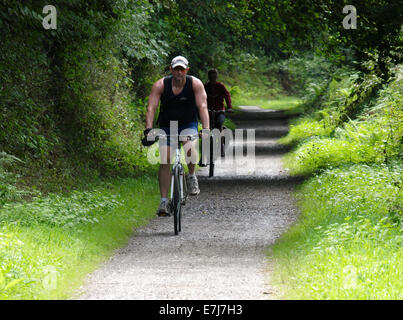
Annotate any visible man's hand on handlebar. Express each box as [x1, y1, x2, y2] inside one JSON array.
[[141, 128, 155, 147]]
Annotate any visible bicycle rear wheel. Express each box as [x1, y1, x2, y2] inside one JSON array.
[[172, 166, 182, 235]]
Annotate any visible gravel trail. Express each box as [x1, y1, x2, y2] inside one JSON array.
[[77, 106, 300, 300]]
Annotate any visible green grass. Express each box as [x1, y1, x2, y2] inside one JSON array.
[[235, 96, 302, 112], [270, 68, 402, 299], [218, 70, 302, 114], [282, 113, 402, 177], [0, 175, 159, 299], [270, 162, 402, 300], [277, 118, 333, 146]]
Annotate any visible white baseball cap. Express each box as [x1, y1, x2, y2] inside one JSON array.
[[171, 56, 189, 69]]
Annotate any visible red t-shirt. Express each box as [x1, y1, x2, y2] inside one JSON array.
[[204, 81, 232, 111]]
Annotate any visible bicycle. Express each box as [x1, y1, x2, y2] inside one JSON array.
[[200, 109, 226, 177], [154, 133, 199, 235]]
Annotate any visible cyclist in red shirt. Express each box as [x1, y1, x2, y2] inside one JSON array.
[[204, 69, 233, 157], [204, 69, 233, 126]]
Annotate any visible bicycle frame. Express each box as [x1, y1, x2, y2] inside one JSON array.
[[206, 109, 226, 177], [144, 131, 197, 235], [170, 144, 185, 205], [156, 133, 197, 235], [153, 134, 198, 196]]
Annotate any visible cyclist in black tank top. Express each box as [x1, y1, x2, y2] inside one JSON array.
[[159, 75, 198, 128], [143, 56, 210, 216]]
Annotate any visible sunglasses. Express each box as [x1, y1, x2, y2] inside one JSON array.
[[172, 66, 187, 71]]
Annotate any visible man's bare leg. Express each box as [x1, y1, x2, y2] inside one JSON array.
[[184, 140, 200, 195], [159, 145, 172, 198], [157, 145, 172, 216], [159, 164, 171, 198], [183, 139, 198, 173]]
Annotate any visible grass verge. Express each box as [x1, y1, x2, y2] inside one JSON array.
[[270, 67, 402, 299], [270, 163, 402, 299], [0, 175, 159, 299]]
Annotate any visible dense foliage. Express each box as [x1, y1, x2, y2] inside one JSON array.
[[281, 65, 402, 175], [1, 1, 401, 178]]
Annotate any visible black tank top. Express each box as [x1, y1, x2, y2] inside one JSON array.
[[159, 75, 198, 127]]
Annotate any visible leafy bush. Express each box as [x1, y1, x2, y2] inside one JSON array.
[[283, 66, 403, 176], [285, 137, 375, 176], [0, 152, 27, 206], [59, 42, 150, 175], [279, 118, 333, 146], [279, 69, 360, 146], [0, 32, 59, 160], [275, 53, 335, 95], [219, 55, 285, 103], [0, 1, 169, 178]]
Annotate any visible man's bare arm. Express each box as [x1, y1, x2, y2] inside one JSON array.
[[145, 79, 164, 129], [223, 84, 233, 111], [192, 77, 209, 129]]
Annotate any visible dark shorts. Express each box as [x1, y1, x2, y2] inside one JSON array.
[[214, 112, 225, 129], [159, 121, 198, 146]]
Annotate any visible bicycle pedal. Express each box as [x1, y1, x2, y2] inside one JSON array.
[[157, 211, 171, 217]]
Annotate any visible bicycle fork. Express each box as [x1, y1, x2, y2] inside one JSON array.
[[179, 166, 185, 203], [170, 148, 184, 204]]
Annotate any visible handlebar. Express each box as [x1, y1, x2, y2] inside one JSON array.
[[142, 130, 199, 147], [208, 109, 225, 113], [152, 133, 199, 142]]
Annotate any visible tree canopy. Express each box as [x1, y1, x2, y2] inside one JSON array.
[[0, 0, 401, 173]]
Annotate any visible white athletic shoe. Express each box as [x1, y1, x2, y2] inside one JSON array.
[[157, 200, 171, 217], [187, 175, 200, 195]]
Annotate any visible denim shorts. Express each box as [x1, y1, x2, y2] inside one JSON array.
[[159, 121, 198, 146]]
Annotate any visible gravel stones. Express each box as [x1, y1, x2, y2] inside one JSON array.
[[78, 107, 299, 300]]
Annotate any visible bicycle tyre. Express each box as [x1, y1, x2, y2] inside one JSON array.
[[172, 166, 181, 235], [178, 168, 187, 232], [209, 135, 215, 177], [181, 170, 188, 205]]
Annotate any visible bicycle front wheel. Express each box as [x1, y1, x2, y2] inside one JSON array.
[[209, 135, 215, 177], [181, 169, 188, 206], [172, 166, 182, 235]]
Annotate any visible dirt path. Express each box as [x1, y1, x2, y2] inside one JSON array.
[[77, 106, 299, 300]]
